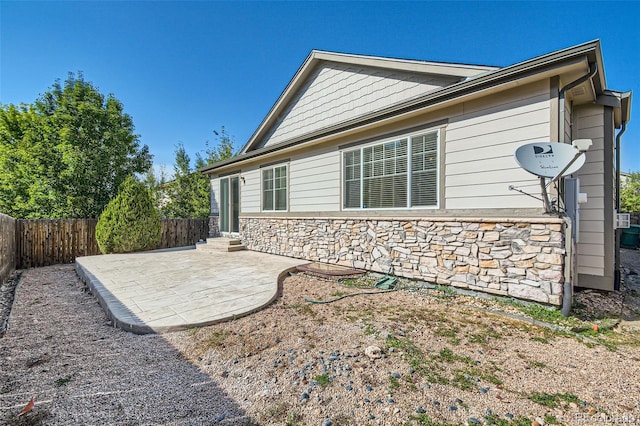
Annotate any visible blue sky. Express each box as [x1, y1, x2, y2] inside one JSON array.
[[1, 1, 638, 174]]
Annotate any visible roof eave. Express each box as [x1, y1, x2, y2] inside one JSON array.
[[311, 50, 499, 77], [238, 50, 319, 155], [621, 91, 632, 124], [204, 40, 605, 175]]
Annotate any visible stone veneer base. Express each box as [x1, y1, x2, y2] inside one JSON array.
[[208, 215, 219, 237], [238, 216, 566, 306]]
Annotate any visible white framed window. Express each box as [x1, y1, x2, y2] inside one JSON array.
[[262, 164, 288, 211], [342, 129, 439, 210]]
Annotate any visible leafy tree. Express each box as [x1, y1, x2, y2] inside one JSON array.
[[95, 176, 161, 254], [0, 104, 60, 217], [0, 72, 152, 218], [203, 126, 236, 164], [621, 171, 640, 213], [144, 164, 169, 216], [195, 126, 238, 215], [157, 128, 237, 219], [192, 153, 213, 219], [163, 144, 205, 218]]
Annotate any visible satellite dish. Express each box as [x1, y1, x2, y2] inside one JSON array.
[[514, 142, 585, 178]]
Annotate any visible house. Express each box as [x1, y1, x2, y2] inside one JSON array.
[[200, 40, 631, 307], [620, 171, 631, 188]]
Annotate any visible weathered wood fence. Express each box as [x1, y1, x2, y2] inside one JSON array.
[[158, 219, 209, 252], [0, 213, 16, 284], [14, 218, 209, 269], [16, 219, 101, 269]]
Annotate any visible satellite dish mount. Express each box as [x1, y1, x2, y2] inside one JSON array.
[[512, 140, 592, 213]]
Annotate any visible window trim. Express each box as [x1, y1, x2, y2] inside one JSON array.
[[261, 163, 289, 212], [341, 128, 440, 211]]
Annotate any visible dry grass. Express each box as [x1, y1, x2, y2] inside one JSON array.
[[4, 265, 640, 425], [167, 272, 640, 425]]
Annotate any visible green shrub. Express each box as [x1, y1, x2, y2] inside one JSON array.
[[96, 176, 161, 254], [621, 171, 640, 213]]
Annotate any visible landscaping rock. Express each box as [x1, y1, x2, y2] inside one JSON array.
[[364, 345, 382, 359]]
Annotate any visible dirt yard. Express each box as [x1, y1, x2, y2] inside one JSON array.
[[2, 264, 640, 426]]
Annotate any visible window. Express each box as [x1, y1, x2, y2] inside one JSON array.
[[344, 150, 361, 209], [410, 132, 438, 206], [262, 165, 287, 211], [342, 130, 439, 209]]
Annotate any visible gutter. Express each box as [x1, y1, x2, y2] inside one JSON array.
[[558, 62, 598, 143], [614, 120, 627, 291], [201, 43, 600, 175], [615, 90, 633, 210], [614, 90, 632, 290], [555, 62, 598, 315], [616, 121, 627, 211]]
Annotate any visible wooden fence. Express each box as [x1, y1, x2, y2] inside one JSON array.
[[15, 218, 209, 269], [16, 219, 101, 269], [157, 218, 209, 251], [0, 213, 16, 284]]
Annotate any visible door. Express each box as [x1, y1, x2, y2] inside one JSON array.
[[219, 175, 240, 234]]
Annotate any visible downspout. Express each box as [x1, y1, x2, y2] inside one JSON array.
[[561, 217, 574, 317], [616, 121, 627, 210], [614, 120, 628, 291], [558, 62, 598, 143], [558, 62, 598, 316]]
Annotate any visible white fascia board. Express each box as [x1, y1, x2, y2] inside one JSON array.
[[606, 90, 632, 126], [310, 50, 499, 78], [594, 42, 606, 95], [240, 51, 319, 155], [621, 91, 632, 123]]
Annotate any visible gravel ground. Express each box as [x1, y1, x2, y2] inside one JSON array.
[[0, 265, 247, 425], [1, 264, 640, 426]]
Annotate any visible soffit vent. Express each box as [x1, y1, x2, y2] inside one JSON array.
[[571, 86, 586, 97]]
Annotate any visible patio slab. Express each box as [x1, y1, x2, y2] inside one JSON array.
[[75, 248, 305, 334]]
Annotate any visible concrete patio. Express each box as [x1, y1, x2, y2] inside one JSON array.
[[75, 246, 306, 334]]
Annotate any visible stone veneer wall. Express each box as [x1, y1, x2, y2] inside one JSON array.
[[240, 217, 566, 306], [208, 215, 219, 238]]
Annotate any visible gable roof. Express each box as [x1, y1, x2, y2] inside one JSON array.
[[240, 50, 499, 154], [201, 40, 618, 175]]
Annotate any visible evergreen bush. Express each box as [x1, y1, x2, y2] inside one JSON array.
[[96, 176, 161, 254]]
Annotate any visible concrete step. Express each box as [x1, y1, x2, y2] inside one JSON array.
[[196, 238, 246, 253]]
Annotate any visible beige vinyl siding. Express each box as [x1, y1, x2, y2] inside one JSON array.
[[579, 254, 605, 268], [240, 168, 261, 213], [259, 63, 459, 148], [580, 265, 606, 276], [444, 80, 551, 209], [289, 149, 341, 212], [573, 104, 606, 277], [579, 220, 604, 233]]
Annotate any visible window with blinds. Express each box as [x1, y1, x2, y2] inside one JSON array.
[[344, 150, 361, 209], [411, 132, 438, 207], [343, 130, 439, 209], [262, 165, 287, 211]]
